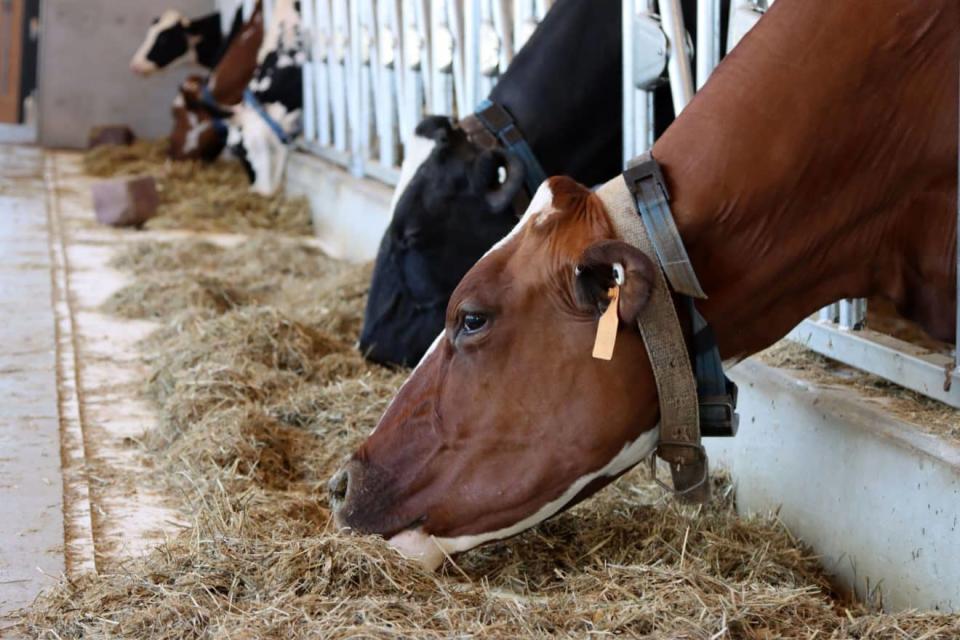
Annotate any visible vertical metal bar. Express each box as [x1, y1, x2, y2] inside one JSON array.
[[301, 0, 317, 143], [695, 0, 719, 89], [622, 0, 635, 167], [315, 0, 332, 147], [956, 64, 960, 369], [659, 0, 695, 114]]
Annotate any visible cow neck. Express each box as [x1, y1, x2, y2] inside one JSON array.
[[208, 2, 263, 104], [488, 0, 622, 188], [651, 0, 958, 361]]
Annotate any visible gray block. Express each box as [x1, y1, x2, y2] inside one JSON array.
[[91, 175, 159, 227], [87, 125, 136, 149]]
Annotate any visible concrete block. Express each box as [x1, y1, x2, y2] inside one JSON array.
[[91, 176, 158, 227], [87, 125, 136, 149]]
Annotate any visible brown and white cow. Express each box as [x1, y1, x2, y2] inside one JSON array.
[[329, 0, 959, 569], [168, 1, 264, 161]]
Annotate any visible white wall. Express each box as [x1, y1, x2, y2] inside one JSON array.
[[38, 0, 215, 148]]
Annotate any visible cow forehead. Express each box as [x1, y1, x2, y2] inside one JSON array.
[[154, 10, 185, 32]]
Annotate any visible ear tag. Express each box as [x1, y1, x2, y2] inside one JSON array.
[[592, 285, 620, 361]]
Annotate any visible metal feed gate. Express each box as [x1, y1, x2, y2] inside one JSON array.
[[226, 0, 960, 408]]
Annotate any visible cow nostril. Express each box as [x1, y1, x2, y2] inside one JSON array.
[[328, 469, 349, 505]]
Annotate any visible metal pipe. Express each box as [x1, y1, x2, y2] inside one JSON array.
[[659, 0, 695, 114], [695, 0, 719, 90]]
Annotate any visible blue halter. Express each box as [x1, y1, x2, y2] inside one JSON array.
[[473, 99, 548, 195], [243, 89, 293, 144]]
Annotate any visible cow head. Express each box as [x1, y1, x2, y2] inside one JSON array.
[[333, 177, 662, 569], [168, 76, 228, 161], [358, 116, 527, 367], [130, 10, 193, 75], [227, 0, 303, 195]]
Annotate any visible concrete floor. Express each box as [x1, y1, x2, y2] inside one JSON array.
[[0, 146, 64, 626]]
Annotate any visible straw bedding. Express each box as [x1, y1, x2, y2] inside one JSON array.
[[84, 140, 312, 234], [23, 176, 960, 637]]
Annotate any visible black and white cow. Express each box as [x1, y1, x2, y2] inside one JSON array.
[[227, 0, 305, 195], [129, 6, 243, 76], [358, 0, 625, 367]]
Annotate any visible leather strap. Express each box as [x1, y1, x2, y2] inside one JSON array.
[[473, 99, 548, 195], [458, 99, 547, 215], [625, 152, 739, 439], [624, 153, 706, 299], [595, 176, 709, 498]]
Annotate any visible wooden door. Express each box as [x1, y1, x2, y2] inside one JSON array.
[[0, 0, 24, 123]]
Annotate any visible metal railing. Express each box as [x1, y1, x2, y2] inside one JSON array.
[[295, 0, 554, 183]]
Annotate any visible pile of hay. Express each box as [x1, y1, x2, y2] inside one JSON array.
[[23, 239, 960, 638], [84, 140, 313, 234]]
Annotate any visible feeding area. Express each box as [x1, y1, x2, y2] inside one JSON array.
[[2, 0, 960, 638]]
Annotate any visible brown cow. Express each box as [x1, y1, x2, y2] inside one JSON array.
[[168, 1, 264, 160], [329, 0, 959, 569]]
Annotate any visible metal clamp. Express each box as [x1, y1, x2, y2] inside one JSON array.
[[698, 395, 739, 437], [648, 441, 710, 497]]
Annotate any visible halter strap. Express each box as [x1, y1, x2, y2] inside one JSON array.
[[458, 99, 548, 214], [243, 89, 295, 144], [595, 151, 739, 501], [472, 99, 548, 195]]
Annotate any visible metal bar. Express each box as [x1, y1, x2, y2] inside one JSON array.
[[789, 319, 960, 409], [301, 0, 317, 143], [695, 0, 720, 89], [659, 0, 695, 115], [956, 62, 960, 369]]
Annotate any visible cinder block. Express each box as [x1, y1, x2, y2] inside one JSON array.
[[91, 176, 159, 227], [88, 125, 136, 149]]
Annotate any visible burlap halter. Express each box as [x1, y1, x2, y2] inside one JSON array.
[[595, 171, 711, 501]]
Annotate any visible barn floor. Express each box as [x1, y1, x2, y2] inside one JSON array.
[[0, 146, 232, 627]]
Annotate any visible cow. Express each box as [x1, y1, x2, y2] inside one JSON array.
[[168, 2, 264, 161], [329, 0, 958, 570], [226, 0, 305, 195], [359, 0, 624, 367], [130, 7, 242, 75]]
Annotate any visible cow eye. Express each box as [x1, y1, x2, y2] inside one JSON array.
[[461, 312, 488, 335]]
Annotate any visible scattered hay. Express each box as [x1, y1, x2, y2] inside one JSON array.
[[23, 238, 960, 638], [83, 139, 313, 234]]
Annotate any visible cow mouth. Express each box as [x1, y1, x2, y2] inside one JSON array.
[[387, 526, 447, 571]]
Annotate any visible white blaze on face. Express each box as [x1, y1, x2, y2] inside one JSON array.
[[389, 134, 437, 215], [130, 10, 186, 75], [387, 426, 661, 570]]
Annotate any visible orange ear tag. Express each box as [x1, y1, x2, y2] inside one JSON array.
[[592, 285, 620, 361]]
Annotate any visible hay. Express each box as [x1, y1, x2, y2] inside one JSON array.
[[84, 140, 313, 235], [23, 239, 960, 638]]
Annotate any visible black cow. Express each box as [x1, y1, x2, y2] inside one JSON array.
[[359, 0, 625, 367], [130, 7, 243, 75]]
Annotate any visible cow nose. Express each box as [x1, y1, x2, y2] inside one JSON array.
[[328, 468, 349, 507]]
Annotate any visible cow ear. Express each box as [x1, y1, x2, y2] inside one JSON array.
[[574, 240, 655, 325], [415, 115, 453, 144]]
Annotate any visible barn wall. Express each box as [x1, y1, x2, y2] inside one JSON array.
[[37, 0, 215, 148]]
